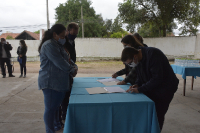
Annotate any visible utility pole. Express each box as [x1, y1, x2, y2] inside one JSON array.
[[81, 6, 84, 38], [46, 0, 50, 29]]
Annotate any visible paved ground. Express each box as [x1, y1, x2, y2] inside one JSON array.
[[0, 62, 200, 133]]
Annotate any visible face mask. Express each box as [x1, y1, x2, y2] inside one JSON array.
[[4, 41, 6, 44], [124, 45, 130, 48], [58, 38, 66, 45], [68, 33, 77, 40], [128, 58, 138, 68]]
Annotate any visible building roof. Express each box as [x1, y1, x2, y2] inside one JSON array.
[[0, 33, 20, 39], [15, 30, 40, 40]]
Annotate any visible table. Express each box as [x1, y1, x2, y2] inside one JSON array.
[[171, 64, 200, 96], [63, 77, 160, 133]]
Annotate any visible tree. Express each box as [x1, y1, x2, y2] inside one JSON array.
[[138, 22, 177, 37], [178, 0, 200, 36], [118, 0, 193, 37], [101, 19, 113, 38], [111, 16, 123, 33], [6, 35, 14, 40], [34, 30, 40, 34], [110, 30, 129, 38], [55, 0, 105, 37]]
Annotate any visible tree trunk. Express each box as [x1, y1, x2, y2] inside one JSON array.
[[162, 25, 166, 37]]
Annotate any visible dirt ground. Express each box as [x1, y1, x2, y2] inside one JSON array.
[[12, 61, 174, 74], [12, 61, 125, 74]]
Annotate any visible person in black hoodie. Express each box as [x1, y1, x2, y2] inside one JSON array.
[[0, 38, 15, 78], [122, 46, 179, 131], [59, 22, 79, 126], [65, 22, 79, 63], [17, 40, 27, 78], [112, 34, 147, 85]]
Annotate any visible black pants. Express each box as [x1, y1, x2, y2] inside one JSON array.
[[20, 56, 26, 75], [148, 92, 174, 131], [0, 58, 12, 76], [59, 76, 74, 124]]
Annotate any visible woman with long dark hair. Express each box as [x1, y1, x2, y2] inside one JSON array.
[[17, 39, 27, 78], [112, 34, 147, 85], [38, 24, 77, 133]]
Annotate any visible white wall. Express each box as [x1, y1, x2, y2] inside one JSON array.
[[75, 38, 123, 58], [5, 35, 200, 60], [144, 36, 196, 56], [8, 40, 41, 57], [195, 33, 200, 58]]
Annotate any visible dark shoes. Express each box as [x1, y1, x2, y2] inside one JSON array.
[[9, 75, 15, 77], [19, 75, 26, 78], [2, 75, 15, 78]]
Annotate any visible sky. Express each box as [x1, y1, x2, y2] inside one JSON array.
[[0, 0, 182, 35]]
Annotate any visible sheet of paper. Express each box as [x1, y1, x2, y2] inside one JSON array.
[[104, 87, 126, 93], [97, 78, 120, 83], [102, 81, 118, 86], [86, 87, 108, 94]]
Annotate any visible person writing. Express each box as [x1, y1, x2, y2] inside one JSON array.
[[112, 34, 146, 85], [17, 40, 27, 78], [38, 24, 77, 133], [121, 46, 179, 131]]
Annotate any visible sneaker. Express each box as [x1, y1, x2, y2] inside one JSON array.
[[23, 75, 26, 78], [19, 75, 23, 78], [9, 75, 15, 77], [2, 75, 6, 78]]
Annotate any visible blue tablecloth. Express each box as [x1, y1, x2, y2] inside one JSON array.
[[171, 64, 200, 79], [64, 77, 160, 133]]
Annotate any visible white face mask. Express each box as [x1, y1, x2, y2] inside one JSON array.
[[128, 58, 138, 68], [123, 45, 130, 48]]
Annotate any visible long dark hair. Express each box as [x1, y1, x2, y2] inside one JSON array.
[[38, 24, 66, 53], [20, 40, 27, 48], [133, 33, 144, 44], [121, 35, 144, 49]]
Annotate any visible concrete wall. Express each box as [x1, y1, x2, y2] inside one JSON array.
[[5, 34, 200, 61]]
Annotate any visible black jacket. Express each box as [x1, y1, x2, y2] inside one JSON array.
[[17, 46, 27, 57], [65, 40, 76, 63], [136, 47, 179, 100], [0, 42, 13, 58], [116, 64, 137, 85]]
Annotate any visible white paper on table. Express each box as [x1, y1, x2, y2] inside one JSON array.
[[102, 81, 118, 86], [97, 78, 120, 83], [85, 87, 108, 94], [104, 87, 126, 93]]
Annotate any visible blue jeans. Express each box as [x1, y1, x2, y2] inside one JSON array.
[[42, 89, 66, 133]]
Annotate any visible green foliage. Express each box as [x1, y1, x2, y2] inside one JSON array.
[[110, 31, 129, 38], [118, 0, 197, 37], [178, 0, 200, 36], [34, 30, 40, 34], [111, 16, 123, 33], [55, 0, 105, 37], [55, 0, 129, 38], [6, 35, 14, 40]]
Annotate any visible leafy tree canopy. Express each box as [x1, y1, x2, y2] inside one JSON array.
[[118, 0, 199, 37]]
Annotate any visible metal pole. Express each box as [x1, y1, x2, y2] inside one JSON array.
[[46, 0, 50, 29], [81, 6, 84, 38]]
